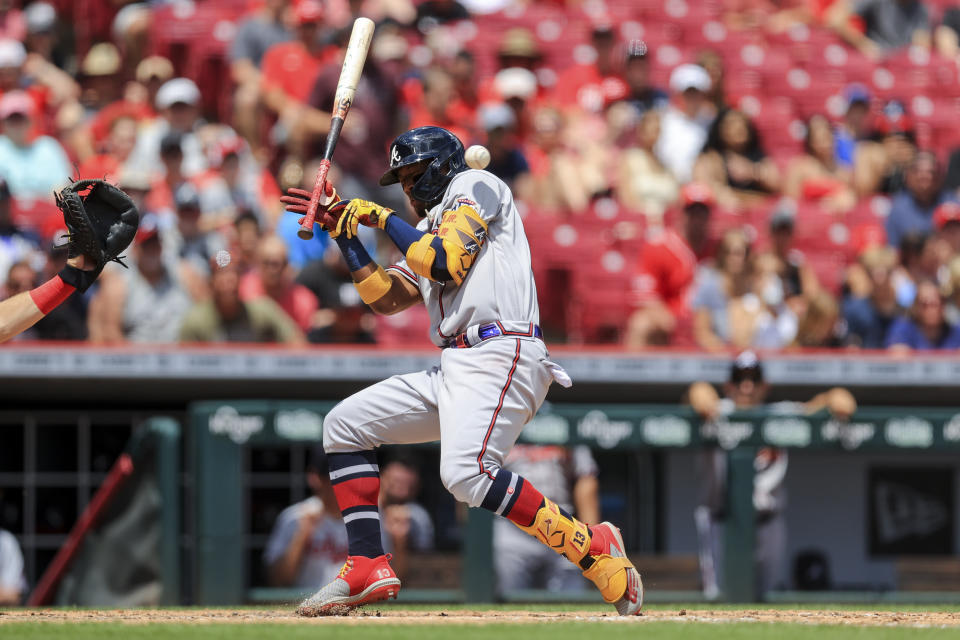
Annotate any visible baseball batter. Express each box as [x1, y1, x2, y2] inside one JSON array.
[[283, 126, 643, 616]]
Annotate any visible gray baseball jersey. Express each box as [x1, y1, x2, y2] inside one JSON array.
[[386, 169, 540, 347], [324, 169, 570, 510]]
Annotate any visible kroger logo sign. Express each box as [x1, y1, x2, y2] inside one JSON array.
[[209, 406, 264, 444], [577, 410, 633, 449], [641, 415, 691, 447]]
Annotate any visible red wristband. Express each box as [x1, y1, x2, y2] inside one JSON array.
[[29, 275, 76, 315]]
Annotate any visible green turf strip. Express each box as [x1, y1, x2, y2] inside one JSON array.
[[1, 622, 959, 640]]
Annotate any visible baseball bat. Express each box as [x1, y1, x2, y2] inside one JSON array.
[[298, 17, 375, 240]]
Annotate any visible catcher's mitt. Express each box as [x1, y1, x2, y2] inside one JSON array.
[[56, 179, 140, 292]]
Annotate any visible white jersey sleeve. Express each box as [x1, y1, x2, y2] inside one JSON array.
[[417, 170, 540, 346], [431, 168, 505, 225], [385, 258, 420, 288]]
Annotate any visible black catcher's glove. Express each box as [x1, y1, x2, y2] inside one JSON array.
[[55, 179, 140, 292]]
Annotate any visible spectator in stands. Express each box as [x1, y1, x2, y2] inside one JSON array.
[[695, 49, 727, 116], [231, 210, 264, 276], [479, 102, 530, 191], [730, 251, 799, 349], [379, 456, 435, 580], [136, 55, 173, 107], [494, 444, 598, 594], [936, 6, 960, 60], [616, 109, 679, 220], [0, 177, 39, 288], [125, 77, 211, 179], [854, 100, 917, 197], [833, 0, 931, 58], [78, 42, 121, 113], [0, 518, 24, 605], [111, 3, 151, 75], [415, 0, 469, 29], [301, 33, 405, 210], [115, 168, 151, 221], [885, 278, 960, 350], [88, 215, 205, 344], [619, 40, 668, 119], [656, 63, 713, 183], [932, 201, 960, 260], [275, 158, 335, 270], [448, 49, 480, 130], [553, 23, 626, 115], [209, 135, 282, 227], [626, 183, 715, 347], [408, 67, 473, 148], [767, 202, 820, 309], [0, 90, 70, 200], [885, 151, 950, 249], [785, 115, 856, 213], [264, 447, 348, 589], [691, 227, 752, 352], [896, 230, 931, 301], [792, 290, 847, 348], [492, 66, 538, 144], [834, 84, 871, 171], [179, 254, 305, 344], [687, 350, 857, 598], [84, 56, 172, 163], [77, 114, 138, 182], [941, 255, 960, 325], [2, 259, 38, 339], [524, 106, 594, 215], [163, 183, 228, 275], [484, 27, 544, 105], [239, 234, 318, 333], [694, 108, 781, 209], [229, 0, 292, 150], [261, 0, 333, 160], [22, 3, 78, 109], [0, 3, 24, 42]]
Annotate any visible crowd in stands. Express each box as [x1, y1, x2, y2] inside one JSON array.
[[2, 0, 960, 352]]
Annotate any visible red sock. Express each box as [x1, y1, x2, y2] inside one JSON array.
[[327, 451, 384, 558], [503, 477, 544, 527]]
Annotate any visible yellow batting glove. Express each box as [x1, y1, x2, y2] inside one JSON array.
[[330, 206, 360, 240], [345, 199, 394, 230]]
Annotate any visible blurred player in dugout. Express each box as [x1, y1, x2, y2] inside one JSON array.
[[264, 447, 432, 588], [494, 444, 600, 594], [0, 490, 25, 605], [686, 350, 856, 598]]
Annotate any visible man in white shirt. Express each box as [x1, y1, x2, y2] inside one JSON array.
[[655, 64, 714, 183], [264, 448, 348, 590], [0, 522, 25, 605]]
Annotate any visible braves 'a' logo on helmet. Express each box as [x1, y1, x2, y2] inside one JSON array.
[[391, 145, 402, 166]]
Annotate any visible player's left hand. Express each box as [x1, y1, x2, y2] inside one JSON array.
[[281, 182, 341, 229], [329, 199, 393, 240]]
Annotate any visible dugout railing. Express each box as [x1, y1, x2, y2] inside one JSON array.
[[187, 400, 960, 605]]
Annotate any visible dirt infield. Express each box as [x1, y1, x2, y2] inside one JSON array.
[[1, 608, 958, 627]]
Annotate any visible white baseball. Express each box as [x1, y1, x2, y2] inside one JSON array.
[[465, 145, 491, 170], [215, 249, 232, 268]]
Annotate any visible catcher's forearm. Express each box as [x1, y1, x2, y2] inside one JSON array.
[[0, 274, 76, 343]]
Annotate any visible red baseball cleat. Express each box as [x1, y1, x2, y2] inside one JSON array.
[[582, 522, 644, 615], [296, 554, 401, 616]]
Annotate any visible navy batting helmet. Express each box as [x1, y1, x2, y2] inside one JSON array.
[[379, 126, 466, 207]]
